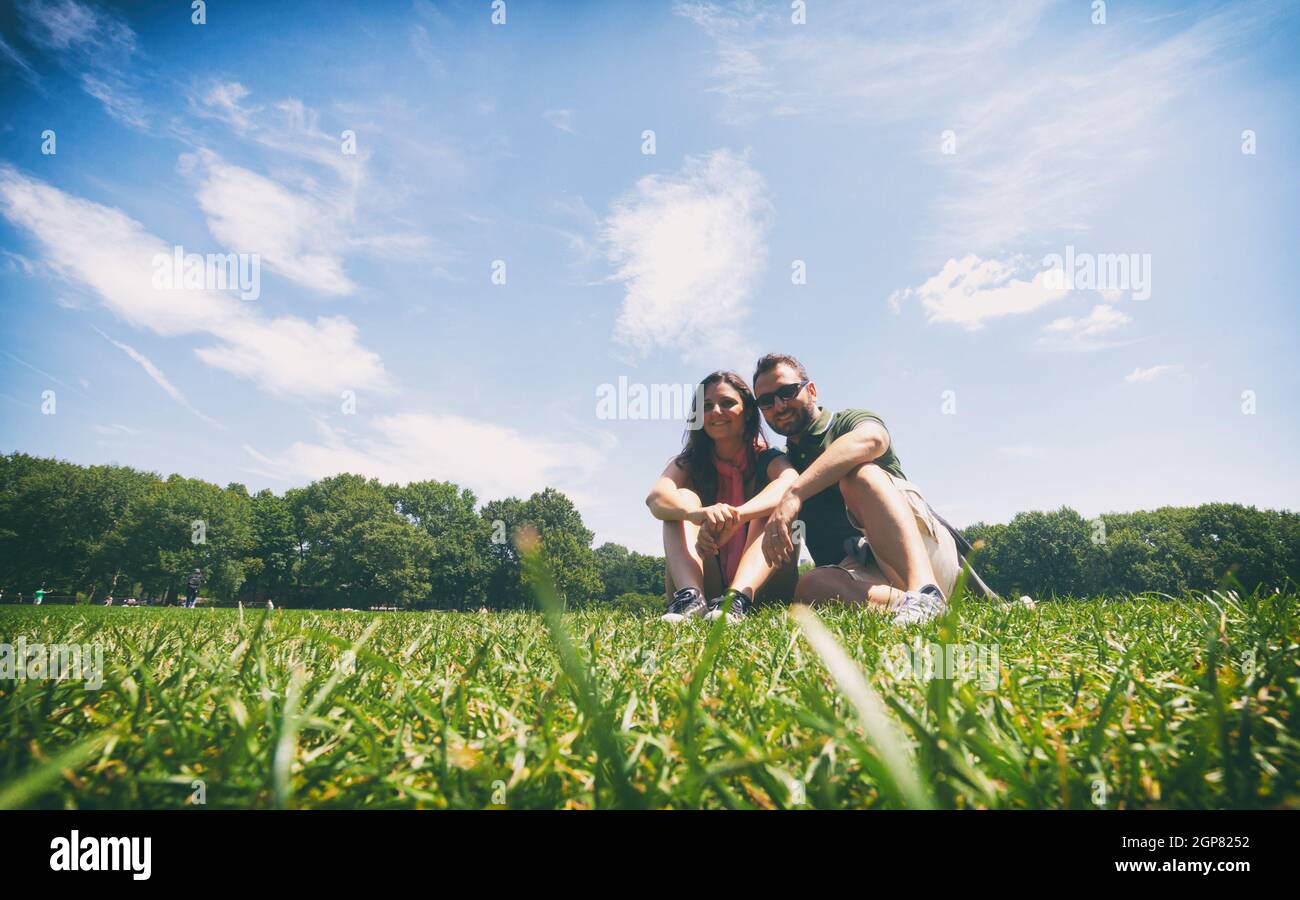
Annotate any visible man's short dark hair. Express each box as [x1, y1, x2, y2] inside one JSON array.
[[753, 353, 808, 386]]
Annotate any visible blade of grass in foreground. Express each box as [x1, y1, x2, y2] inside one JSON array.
[[0, 728, 115, 809], [788, 604, 933, 809], [518, 531, 642, 809]]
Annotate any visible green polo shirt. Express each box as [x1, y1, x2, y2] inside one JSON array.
[[785, 408, 905, 566]]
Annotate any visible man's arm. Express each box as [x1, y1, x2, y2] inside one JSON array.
[[761, 420, 889, 565], [787, 421, 889, 504]]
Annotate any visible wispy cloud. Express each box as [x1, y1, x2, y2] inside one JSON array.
[[248, 412, 609, 504], [0, 33, 41, 85], [1125, 363, 1184, 383], [90, 423, 139, 436], [543, 108, 576, 134], [0, 348, 83, 394], [603, 148, 771, 363], [678, 1, 1281, 256], [92, 327, 219, 426], [0, 165, 392, 399], [674, 0, 1051, 123], [18, 0, 148, 129], [1037, 303, 1134, 353]]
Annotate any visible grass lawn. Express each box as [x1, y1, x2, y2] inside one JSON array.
[[2, 587, 1297, 809]]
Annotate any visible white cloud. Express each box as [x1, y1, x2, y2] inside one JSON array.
[[1125, 363, 1184, 383], [887, 254, 1068, 330], [191, 151, 355, 296], [185, 88, 438, 288], [1038, 304, 1134, 352], [0, 165, 391, 399], [603, 148, 771, 363], [249, 413, 608, 504]]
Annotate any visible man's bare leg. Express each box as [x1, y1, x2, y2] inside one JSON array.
[[837, 463, 938, 592], [793, 554, 905, 607]]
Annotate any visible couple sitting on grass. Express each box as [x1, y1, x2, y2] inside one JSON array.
[[647, 353, 981, 627]]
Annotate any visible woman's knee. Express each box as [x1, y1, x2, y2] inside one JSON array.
[[676, 487, 703, 506]]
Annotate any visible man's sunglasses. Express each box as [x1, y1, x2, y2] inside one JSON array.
[[756, 380, 809, 410]]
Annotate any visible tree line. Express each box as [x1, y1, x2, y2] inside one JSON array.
[[964, 505, 1299, 599], [1, 453, 1294, 606], [0, 453, 662, 608]]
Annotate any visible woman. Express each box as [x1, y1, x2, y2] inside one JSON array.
[[645, 371, 799, 622]]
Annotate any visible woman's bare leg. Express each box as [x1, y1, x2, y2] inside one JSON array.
[[728, 515, 797, 603], [663, 487, 723, 599]]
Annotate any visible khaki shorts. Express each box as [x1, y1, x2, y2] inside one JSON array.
[[836, 473, 960, 597]]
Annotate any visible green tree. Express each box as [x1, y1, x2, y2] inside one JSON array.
[[594, 542, 666, 600], [288, 474, 433, 608], [394, 480, 492, 609], [480, 488, 602, 607], [112, 475, 255, 601]]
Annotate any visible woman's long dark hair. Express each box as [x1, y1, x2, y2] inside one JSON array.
[[674, 371, 767, 506]]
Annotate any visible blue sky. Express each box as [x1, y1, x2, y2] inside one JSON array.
[[1, 0, 1297, 554]]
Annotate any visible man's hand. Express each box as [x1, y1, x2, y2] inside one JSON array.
[[763, 490, 802, 566]]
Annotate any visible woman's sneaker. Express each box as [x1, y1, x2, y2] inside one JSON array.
[[888, 584, 947, 625], [662, 587, 708, 622], [704, 587, 753, 623]]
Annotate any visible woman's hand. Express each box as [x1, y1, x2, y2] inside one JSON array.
[[700, 503, 740, 532], [697, 518, 743, 556], [694, 504, 740, 556]]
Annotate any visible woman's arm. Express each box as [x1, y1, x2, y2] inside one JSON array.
[[733, 456, 798, 523], [645, 458, 706, 523]]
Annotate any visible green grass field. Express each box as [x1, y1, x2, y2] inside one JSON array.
[[2, 584, 1297, 809]]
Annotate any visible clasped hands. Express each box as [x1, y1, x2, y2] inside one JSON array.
[[692, 489, 802, 567], [691, 503, 742, 556]]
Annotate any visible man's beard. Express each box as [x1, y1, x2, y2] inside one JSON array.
[[767, 403, 813, 437]]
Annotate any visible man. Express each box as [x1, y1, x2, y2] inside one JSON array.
[[34, 584, 47, 606], [185, 569, 202, 608], [753, 353, 960, 625]]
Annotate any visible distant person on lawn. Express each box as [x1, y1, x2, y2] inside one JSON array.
[[185, 569, 202, 608], [752, 353, 964, 626], [646, 371, 799, 623]]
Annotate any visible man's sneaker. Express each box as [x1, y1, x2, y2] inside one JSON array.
[[662, 587, 708, 622], [704, 588, 753, 623], [888, 584, 947, 626]]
